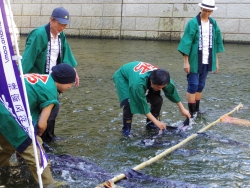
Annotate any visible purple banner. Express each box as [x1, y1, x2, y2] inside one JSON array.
[[0, 0, 48, 170], [0, 0, 30, 135]]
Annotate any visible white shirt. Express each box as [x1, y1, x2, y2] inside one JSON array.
[[49, 33, 60, 73], [201, 20, 210, 64]]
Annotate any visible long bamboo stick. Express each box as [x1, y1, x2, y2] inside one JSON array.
[[96, 103, 243, 188]]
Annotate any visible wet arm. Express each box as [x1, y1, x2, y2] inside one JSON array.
[[221, 115, 250, 126], [74, 68, 80, 86], [37, 104, 54, 136], [177, 102, 191, 118], [145, 112, 166, 130]]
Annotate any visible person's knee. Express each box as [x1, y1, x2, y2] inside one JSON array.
[[0, 146, 14, 166], [154, 95, 163, 105], [149, 96, 163, 113], [187, 73, 199, 93], [197, 81, 206, 92], [0, 135, 15, 167], [26, 157, 54, 185], [187, 83, 198, 94], [197, 86, 205, 92], [123, 104, 133, 119], [31, 166, 54, 185], [41, 166, 55, 185]]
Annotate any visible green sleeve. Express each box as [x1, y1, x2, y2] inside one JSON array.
[[177, 19, 199, 56], [162, 78, 181, 103], [22, 27, 48, 73]]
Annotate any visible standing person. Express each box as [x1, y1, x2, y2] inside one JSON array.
[[21, 7, 79, 143], [177, 0, 224, 125], [112, 61, 191, 136], [0, 63, 76, 186]]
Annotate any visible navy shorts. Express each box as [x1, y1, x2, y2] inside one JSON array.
[[187, 64, 208, 94]]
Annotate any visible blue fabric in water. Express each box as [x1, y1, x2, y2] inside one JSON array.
[[48, 154, 202, 187]]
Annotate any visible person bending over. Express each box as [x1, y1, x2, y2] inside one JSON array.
[[112, 61, 190, 136], [0, 63, 76, 186]]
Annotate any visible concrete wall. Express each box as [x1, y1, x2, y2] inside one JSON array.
[[4, 0, 250, 43]]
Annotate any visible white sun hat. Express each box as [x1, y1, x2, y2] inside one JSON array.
[[198, 0, 217, 10]]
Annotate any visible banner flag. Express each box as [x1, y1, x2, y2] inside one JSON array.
[[0, 0, 48, 171]]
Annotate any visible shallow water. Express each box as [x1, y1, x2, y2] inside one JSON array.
[[3, 37, 250, 187]]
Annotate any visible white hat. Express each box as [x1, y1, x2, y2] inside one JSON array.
[[198, 0, 217, 10]]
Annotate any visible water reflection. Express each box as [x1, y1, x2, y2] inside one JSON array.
[[10, 38, 250, 187]]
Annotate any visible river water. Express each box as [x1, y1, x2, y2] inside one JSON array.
[[3, 37, 250, 187]]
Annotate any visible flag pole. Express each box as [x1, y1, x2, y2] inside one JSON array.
[[5, 0, 43, 187]]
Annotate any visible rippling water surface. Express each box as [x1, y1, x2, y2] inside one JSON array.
[[3, 37, 250, 187]]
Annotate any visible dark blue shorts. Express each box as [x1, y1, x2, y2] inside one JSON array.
[[187, 64, 208, 94]]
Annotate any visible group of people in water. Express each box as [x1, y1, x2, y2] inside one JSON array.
[[1, 0, 249, 186]]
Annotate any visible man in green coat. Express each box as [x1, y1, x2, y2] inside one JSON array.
[[177, 0, 224, 125], [113, 61, 190, 136], [21, 7, 79, 144], [0, 63, 76, 185]]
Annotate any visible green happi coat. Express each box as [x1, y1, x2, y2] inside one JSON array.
[[0, 74, 58, 153], [177, 15, 224, 73], [112, 61, 181, 115], [21, 24, 77, 74]]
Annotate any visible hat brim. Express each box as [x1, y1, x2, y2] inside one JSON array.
[[56, 18, 70, 24], [198, 3, 217, 10]]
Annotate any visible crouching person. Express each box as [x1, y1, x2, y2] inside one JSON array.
[[0, 63, 76, 185], [112, 61, 191, 136]]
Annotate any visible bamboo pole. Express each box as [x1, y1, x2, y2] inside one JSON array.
[[96, 103, 243, 188]]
